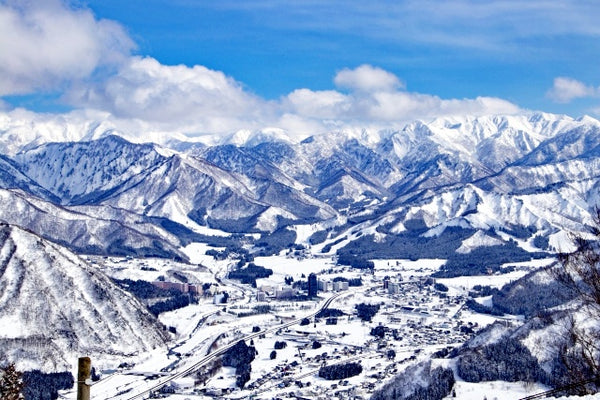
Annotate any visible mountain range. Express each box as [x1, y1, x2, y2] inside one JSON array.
[[1, 111, 600, 377], [0, 112, 598, 260]]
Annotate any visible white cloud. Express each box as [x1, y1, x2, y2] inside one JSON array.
[[547, 77, 598, 103], [283, 71, 519, 125], [0, 0, 134, 96], [69, 56, 275, 134], [284, 89, 349, 119], [67, 59, 520, 137], [334, 65, 404, 92]]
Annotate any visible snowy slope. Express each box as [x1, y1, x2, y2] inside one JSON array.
[[0, 154, 58, 201], [1, 111, 600, 251], [0, 188, 186, 259], [14, 136, 337, 233], [13, 135, 165, 204], [0, 223, 168, 372]]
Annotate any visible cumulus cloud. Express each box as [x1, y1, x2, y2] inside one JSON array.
[[0, 1, 522, 141], [334, 65, 404, 92], [0, 0, 134, 96], [547, 77, 598, 103], [282, 67, 519, 128], [0, 1, 528, 138], [365, 92, 520, 120], [66, 59, 520, 137], [69, 56, 275, 134], [284, 89, 349, 119]]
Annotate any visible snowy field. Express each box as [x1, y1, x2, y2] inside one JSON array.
[[60, 252, 565, 400]]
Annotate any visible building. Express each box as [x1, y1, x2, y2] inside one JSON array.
[[171, 377, 195, 390], [308, 273, 318, 298], [256, 291, 266, 302], [213, 293, 227, 304], [383, 277, 390, 289], [276, 287, 295, 299], [318, 279, 332, 292], [333, 280, 349, 292], [388, 282, 400, 295], [152, 281, 200, 295]]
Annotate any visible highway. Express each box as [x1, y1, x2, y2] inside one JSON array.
[[119, 290, 346, 400]]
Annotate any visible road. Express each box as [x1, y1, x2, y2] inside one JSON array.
[[117, 290, 347, 400], [241, 352, 381, 398]]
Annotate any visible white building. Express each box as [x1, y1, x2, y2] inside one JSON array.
[[388, 282, 400, 295], [213, 293, 226, 304], [333, 280, 349, 292], [318, 279, 333, 292], [276, 287, 295, 299]]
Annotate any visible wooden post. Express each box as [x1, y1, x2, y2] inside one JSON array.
[[77, 357, 91, 400]]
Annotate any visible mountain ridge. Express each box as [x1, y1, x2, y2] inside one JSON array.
[[1, 112, 599, 258], [0, 223, 168, 372]]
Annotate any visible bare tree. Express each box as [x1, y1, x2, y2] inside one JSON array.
[[550, 208, 600, 392]]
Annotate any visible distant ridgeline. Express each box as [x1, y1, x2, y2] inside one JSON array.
[[0, 113, 596, 264]]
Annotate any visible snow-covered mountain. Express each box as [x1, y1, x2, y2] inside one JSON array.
[[0, 154, 58, 201], [0, 111, 599, 257], [13, 135, 165, 205], [3, 110, 600, 396], [0, 223, 168, 372], [0, 188, 187, 259], [11, 135, 336, 234]]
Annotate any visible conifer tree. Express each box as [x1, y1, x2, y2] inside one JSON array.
[[0, 363, 24, 400]]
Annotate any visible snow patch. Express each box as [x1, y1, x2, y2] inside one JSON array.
[[456, 231, 504, 254]]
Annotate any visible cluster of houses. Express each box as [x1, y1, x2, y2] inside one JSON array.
[[151, 280, 200, 294], [150, 280, 228, 304], [255, 273, 353, 302]]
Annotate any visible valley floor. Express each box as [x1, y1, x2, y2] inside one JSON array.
[[60, 250, 558, 400]]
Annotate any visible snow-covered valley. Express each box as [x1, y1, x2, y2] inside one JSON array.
[[2, 112, 600, 399], [54, 251, 556, 400]]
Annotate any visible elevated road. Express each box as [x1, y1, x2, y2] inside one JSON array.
[[120, 290, 347, 400]]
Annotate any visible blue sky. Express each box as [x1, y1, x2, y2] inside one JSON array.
[[0, 0, 599, 137], [86, 1, 598, 105]]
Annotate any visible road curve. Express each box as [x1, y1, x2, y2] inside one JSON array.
[[121, 290, 347, 400]]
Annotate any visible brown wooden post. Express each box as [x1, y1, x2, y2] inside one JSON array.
[[77, 357, 91, 400]]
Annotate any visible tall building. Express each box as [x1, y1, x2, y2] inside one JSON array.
[[318, 279, 332, 292], [333, 280, 349, 292], [308, 273, 318, 298]]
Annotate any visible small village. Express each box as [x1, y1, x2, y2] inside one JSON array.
[[84, 251, 537, 399]]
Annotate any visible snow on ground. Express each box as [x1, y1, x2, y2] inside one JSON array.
[[181, 242, 224, 264], [89, 255, 218, 284], [474, 295, 494, 307], [436, 258, 555, 294], [256, 207, 297, 232], [456, 230, 504, 253], [373, 258, 446, 275], [254, 254, 337, 286], [437, 270, 526, 293], [292, 223, 322, 244], [58, 252, 572, 400], [446, 380, 551, 400], [159, 302, 221, 342]]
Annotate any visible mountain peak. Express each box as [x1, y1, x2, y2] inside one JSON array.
[[222, 128, 294, 147]]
